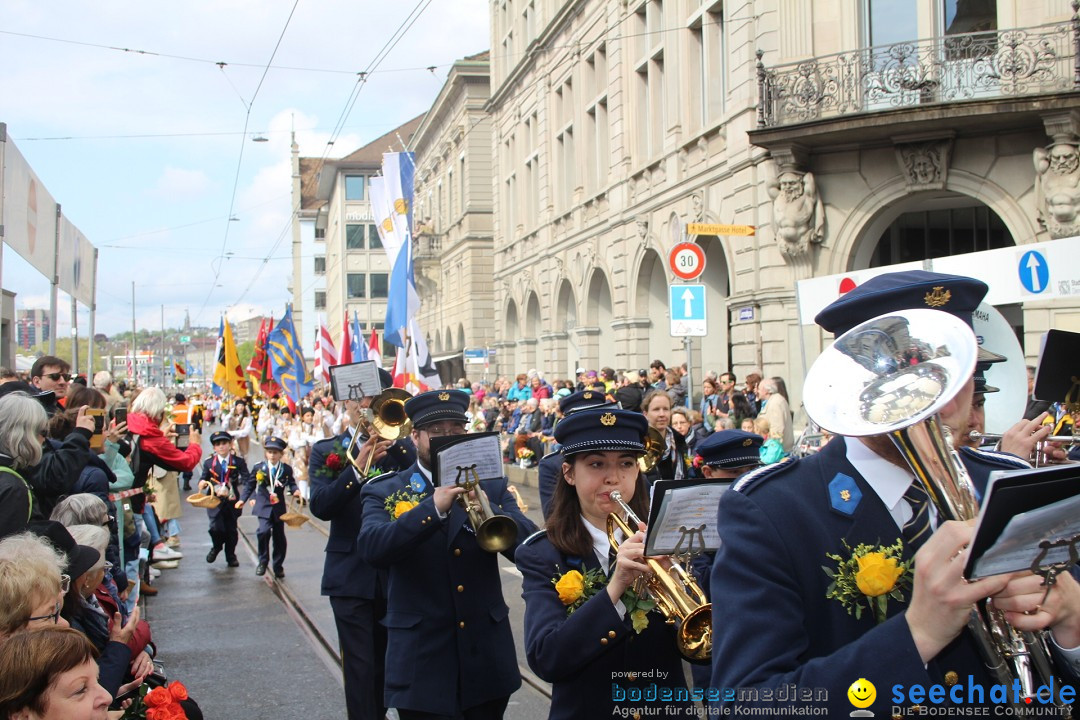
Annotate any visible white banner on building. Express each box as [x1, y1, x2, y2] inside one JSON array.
[[2, 134, 59, 278], [795, 236, 1080, 325]]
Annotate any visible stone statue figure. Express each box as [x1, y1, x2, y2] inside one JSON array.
[[767, 170, 825, 260], [1034, 143, 1080, 238]]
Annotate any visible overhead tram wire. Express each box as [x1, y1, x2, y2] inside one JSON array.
[[193, 0, 301, 324], [228, 0, 437, 310]]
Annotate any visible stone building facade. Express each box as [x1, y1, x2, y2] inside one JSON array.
[[486, 0, 1080, 414], [410, 53, 498, 379]]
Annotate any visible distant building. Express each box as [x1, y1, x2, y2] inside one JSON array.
[[16, 309, 50, 350]]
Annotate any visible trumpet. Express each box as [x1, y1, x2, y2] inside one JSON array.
[[804, 309, 1066, 711], [454, 466, 518, 553], [606, 490, 712, 662], [638, 427, 666, 473], [347, 388, 414, 477]]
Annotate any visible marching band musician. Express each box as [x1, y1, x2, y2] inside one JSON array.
[[538, 389, 618, 520], [308, 368, 414, 720], [237, 435, 300, 578], [198, 431, 250, 568], [710, 271, 1080, 715], [516, 408, 695, 719], [358, 389, 536, 720]]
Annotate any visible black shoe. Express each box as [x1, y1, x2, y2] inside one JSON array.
[[255, 563, 267, 576], [227, 558, 240, 568], [206, 548, 220, 563], [183, 483, 191, 491], [274, 568, 285, 579]]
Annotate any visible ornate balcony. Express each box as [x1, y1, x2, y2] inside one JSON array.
[[755, 9, 1080, 134]]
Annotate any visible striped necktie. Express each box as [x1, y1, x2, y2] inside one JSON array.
[[902, 482, 932, 551]]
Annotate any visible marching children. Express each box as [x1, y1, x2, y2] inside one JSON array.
[[238, 436, 299, 578], [199, 431, 249, 567]]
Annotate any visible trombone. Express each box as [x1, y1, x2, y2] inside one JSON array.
[[347, 388, 413, 477], [606, 490, 712, 662]]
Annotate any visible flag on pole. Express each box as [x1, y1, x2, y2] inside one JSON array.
[[392, 318, 440, 393], [373, 153, 421, 349], [267, 305, 314, 405], [338, 311, 352, 366], [211, 317, 224, 395], [350, 312, 366, 362], [246, 318, 269, 378], [214, 317, 248, 397], [173, 360, 186, 379], [368, 328, 382, 370], [313, 316, 337, 385]]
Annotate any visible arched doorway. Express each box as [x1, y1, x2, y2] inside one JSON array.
[[457, 324, 466, 351], [854, 194, 1015, 270], [634, 249, 670, 364], [445, 327, 453, 353], [504, 299, 519, 374], [556, 280, 578, 378], [695, 236, 731, 377], [586, 269, 615, 369], [524, 292, 542, 371]]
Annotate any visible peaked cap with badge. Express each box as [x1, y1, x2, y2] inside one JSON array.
[[696, 429, 763, 469], [553, 408, 648, 456], [558, 389, 616, 415], [403, 389, 470, 428]]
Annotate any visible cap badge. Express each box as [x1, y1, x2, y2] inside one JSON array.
[[742, 438, 753, 447], [438, 392, 450, 401], [583, 392, 593, 399], [924, 286, 951, 308], [600, 412, 617, 426]]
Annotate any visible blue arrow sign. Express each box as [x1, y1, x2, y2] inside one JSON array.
[[1018, 250, 1049, 294], [670, 284, 705, 320]]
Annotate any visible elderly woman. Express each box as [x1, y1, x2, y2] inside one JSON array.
[[127, 387, 203, 546], [60, 525, 146, 699], [0, 532, 70, 641], [0, 393, 48, 538], [50, 495, 125, 602], [0, 627, 113, 720], [515, 409, 693, 718]]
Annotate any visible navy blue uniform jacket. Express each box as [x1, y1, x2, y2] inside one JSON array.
[[240, 461, 298, 518], [198, 453, 248, 520], [515, 532, 693, 719], [308, 432, 415, 599], [709, 435, 1077, 716], [358, 462, 536, 715]]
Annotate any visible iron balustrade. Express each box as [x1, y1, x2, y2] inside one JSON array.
[[756, 5, 1080, 128]]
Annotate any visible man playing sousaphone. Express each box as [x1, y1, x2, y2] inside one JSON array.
[[516, 407, 697, 718], [711, 271, 1080, 715], [358, 389, 536, 720]]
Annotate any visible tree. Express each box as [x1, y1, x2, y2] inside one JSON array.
[[236, 341, 255, 374]]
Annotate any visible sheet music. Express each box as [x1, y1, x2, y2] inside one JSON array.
[[434, 434, 503, 487], [645, 482, 729, 556], [329, 361, 381, 402], [970, 493, 1080, 579]]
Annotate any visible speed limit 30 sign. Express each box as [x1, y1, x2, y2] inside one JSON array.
[[669, 242, 706, 281]]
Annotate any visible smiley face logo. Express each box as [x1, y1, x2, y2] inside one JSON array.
[[847, 678, 876, 709]]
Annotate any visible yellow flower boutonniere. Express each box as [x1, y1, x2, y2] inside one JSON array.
[[384, 489, 426, 520], [824, 539, 911, 624], [552, 566, 605, 613], [255, 470, 267, 484]]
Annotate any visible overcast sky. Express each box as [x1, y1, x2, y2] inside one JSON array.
[[1, 0, 490, 337]]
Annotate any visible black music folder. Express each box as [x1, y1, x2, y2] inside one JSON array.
[[964, 463, 1080, 580]]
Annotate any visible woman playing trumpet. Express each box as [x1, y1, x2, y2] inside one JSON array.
[[515, 408, 695, 719]]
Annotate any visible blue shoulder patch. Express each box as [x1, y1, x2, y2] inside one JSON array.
[[827, 473, 862, 515], [732, 456, 798, 493], [409, 474, 427, 493], [522, 529, 547, 546]]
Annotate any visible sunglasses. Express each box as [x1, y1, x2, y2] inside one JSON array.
[[28, 601, 62, 625], [42, 372, 73, 382]]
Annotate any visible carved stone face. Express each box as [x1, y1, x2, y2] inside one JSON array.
[[911, 154, 937, 184], [779, 173, 803, 200], [1049, 144, 1079, 174]]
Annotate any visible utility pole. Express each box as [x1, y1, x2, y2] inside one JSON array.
[[160, 305, 166, 387], [131, 282, 137, 385]]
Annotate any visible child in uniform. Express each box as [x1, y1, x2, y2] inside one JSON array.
[[238, 435, 299, 578], [198, 431, 249, 567]]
